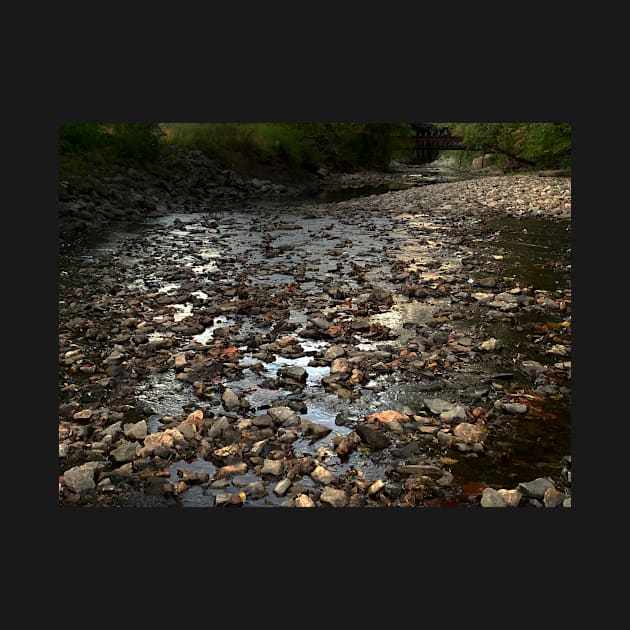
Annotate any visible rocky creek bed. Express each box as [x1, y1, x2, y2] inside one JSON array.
[[58, 166, 572, 508]]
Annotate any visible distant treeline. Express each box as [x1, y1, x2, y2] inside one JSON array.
[[450, 122, 571, 170], [58, 122, 571, 175]]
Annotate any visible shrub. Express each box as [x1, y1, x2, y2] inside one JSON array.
[[59, 123, 106, 153], [108, 123, 165, 165]]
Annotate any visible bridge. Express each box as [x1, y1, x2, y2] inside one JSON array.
[[403, 123, 465, 163], [411, 134, 464, 151]]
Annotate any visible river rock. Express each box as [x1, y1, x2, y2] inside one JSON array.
[[208, 416, 231, 438], [480, 337, 502, 351], [324, 344, 346, 359], [273, 478, 292, 496], [543, 487, 568, 507], [123, 419, 148, 440], [440, 405, 468, 422], [176, 468, 209, 483], [181, 409, 204, 431], [518, 477, 555, 499], [423, 398, 455, 415], [520, 360, 546, 377], [311, 464, 337, 485], [453, 422, 487, 444], [243, 481, 267, 500], [301, 419, 332, 440], [395, 464, 443, 478], [278, 366, 307, 384], [252, 414, 275, 428], [356, 424, 391, 449], [268, 406, 300, 426], [295, 494, 316, 507], [480, 488, 507, 507], [320, 486, 348, 507], [260, 459, 284, 476], [110, 441, 139, 462], [498, 488, 522, 507], [63, 462, 100, 494], [502, 402, 528, 414], [221, 387, 240, 410], [214, 462, 248, 479]]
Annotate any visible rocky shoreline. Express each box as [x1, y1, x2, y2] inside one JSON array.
[[59, 146, 323, 244], [58, 160, 571, 508]]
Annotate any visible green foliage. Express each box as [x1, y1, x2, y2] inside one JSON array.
[[60, 121, 421, 180], [162, 122, 408, 172], [59, 122, 166, 175], [452, 122, 571, 169], [109, 123, 165, 165], [256, 123, 323, 170], [59, 123, 106, 152], [522, 123, 571, 168], [315, 122, 411, 170], [164, 123, 267, 167]]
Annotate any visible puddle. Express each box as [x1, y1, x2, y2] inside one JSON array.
[[157, 282, 181, 294], [193, 316, 235, 344], [263, 355, 330, 387], [135, 371, 195, 433], [169, 303, 194, 322], [371, 298, 438, 331], [483, 216, 571, 291]]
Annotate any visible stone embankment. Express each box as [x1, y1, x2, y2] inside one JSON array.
[[59, 147, 315, 243]]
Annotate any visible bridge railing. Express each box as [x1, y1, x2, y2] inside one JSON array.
[[411, 135, 464, 150]]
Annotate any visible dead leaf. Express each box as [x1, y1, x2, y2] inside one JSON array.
[[461, 481, 486, 495]]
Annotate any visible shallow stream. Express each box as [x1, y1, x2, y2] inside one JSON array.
[[59, 164, 571, 506]]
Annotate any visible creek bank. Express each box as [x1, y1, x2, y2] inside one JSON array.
[[59, 149, 489, 244], [59, 169, 571, 508], [59, 146, 324, 244]]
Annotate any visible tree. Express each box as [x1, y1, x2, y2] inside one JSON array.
[[452, 122, 570, 169], [109, 123, 165, 164]]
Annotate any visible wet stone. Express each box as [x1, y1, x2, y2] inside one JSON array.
[[423, 398, 455, 415], [453, 422, 487, 444], [480, 488, 507, 507], [502, 403, 528, 415], [252, 414, 275, 428], [243, 481, 267, 499], [301, 419, 332, 441], [498, 488, 522, 507], [278, 366, 307, 384], [396, 464, 443, 478], [268, 406, 300, 426], [260, 459, 284, 476], [221, 387, 241, 410], [355, 424, 391, 449], [273, 478, 292, 496], [295, 494, 316, 508], [123, 420, 148, 440], [63, 462, 100, 494], [311, 465, 337, 485], [110, 441, 138, 463], [324, 345, 346, 360], [518, 477, 556, 499], [320, 486, 348, 507], [215, 462, 248, 479]]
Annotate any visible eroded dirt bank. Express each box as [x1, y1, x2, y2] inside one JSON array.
[[58, 171, 571, 508]]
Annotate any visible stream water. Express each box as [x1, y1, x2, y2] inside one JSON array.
[[59, 163, 571, 507]]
